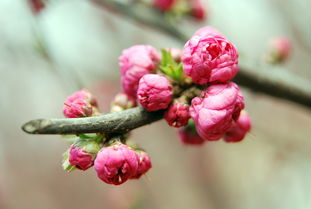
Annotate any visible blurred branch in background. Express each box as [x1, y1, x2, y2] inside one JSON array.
[[93, 0, 311, 108]]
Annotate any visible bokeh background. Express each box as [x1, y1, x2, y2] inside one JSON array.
[[1, 0, 311, 209]]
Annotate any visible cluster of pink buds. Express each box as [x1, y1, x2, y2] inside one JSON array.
[[60, 25, 252, 185], [61, 90, 152, 185], [153, 0, 206, 21], [118, 26, 251, 145]]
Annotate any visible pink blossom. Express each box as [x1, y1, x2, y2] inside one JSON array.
[[178, 127, 205, 145], [63, 89, 98, 118], [189, 82, 245, 141], [153, 0, 176, 11], [182, 33, 238, 85], [164, 102, 190, 127], [224, 111, 251, 143], [119, 45, 160, 98], [69, 146, 94, 171], [137, 74, 173, 111], [94, 143, 139, 185], [131, 152, 152, 179]]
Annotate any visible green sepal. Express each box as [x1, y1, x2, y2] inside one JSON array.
[[160, 49, 184, 82], [62, 149, 76, 172]]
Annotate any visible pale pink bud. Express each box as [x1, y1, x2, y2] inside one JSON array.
[[224, 111, 251, 143], [190, 82, 245, 141], [268, 37, 292, 63], [164, 102, 190, 127], [94, 143, 139, 185], [119, 45, 160, 98], [111, 92, 137, 112], [182, 32, 238, 85], [137, 74, 173, 111], [166, 48, 182, 62], [153, 0, 176, 11], [131, 151, 152, 179]]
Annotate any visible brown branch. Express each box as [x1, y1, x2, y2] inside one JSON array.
[[20, 0, 311, 136], [93, 0, 311, 108], [22, 107, 164, 135]]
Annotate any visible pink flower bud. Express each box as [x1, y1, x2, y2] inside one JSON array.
[[94, 143, 139, 185], [69, 141, 100, 171], [178, 128, 205, 146], [190, 82, 245, 141], [131, 151, 152, 179], [268, 37, 292, 63], [63, 89, 99, 118], [137, 74, 173, 111], [119, 45, 160, 98], [189, 0, 206, 21], [224, 111, 251, 143], [164, 102, 190, 127], [182, 32, 238, 85], [63, 100, 93, 118], [153, 0, 176, 11], [194, 26, 221, 37]]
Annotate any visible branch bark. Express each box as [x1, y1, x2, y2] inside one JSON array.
[[93, 0, 311, 108], [22, 107, 164, 135]]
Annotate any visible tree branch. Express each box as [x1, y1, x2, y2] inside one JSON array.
[[93, 0, 311, 108], [22, 107, 164, 135]]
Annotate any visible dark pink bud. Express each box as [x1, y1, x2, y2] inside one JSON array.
[[178, 128, 205, 146], [190, 82, 245, 141], [189, 0, 206, 21], [131, 151, 152, 179], [68, 141, 100, 171], [28, 0, 45, 14], [224, 111, 251, 143], [164, 102, 190, 127], [94, 143, 139, 185], [153, 0, 176, 11], [69, 146, 94, 170], [137, 74, 173, 111]]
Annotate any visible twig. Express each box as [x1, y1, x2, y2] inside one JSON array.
[[22, 107, 164, 135], [93, 0, 311, 108]]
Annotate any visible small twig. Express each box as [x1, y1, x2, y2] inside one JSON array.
[[22, 107, 164, 135]]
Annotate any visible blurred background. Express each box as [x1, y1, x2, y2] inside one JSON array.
[[1, 0, 311, 209]]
